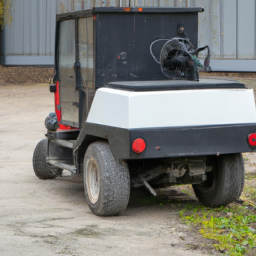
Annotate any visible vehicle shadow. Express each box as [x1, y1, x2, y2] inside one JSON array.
[[129, 186, 199, 208], [54, 175, 200, 212]]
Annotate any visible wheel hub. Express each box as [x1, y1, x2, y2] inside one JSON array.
[[86, 158, 100, 204]]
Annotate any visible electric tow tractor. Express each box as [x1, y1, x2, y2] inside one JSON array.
[[33, 7, 256, 216]]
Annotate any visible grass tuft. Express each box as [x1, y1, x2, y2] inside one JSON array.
[[179, 204, 256, 255]]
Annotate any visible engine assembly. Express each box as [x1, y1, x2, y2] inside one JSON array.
[[150, 24, 211, 81], [150, 38, 211, 81], [131, 157, 210, 196]]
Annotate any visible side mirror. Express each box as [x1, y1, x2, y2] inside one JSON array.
[[49, 84, 56, 93]]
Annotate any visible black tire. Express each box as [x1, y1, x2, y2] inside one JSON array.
[[84, 141, 130, 216], [192, 153, 244, 207], [33, 139, 62, 180]]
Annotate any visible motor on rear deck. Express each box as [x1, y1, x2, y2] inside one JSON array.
[[150, 19, 211, 82], [150, 38, 211, 81]]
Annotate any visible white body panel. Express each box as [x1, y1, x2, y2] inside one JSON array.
[[87, 88, 256, 129]]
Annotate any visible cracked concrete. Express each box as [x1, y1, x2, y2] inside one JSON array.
[[0, 83, 220, 256]]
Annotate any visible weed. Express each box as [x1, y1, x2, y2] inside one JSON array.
[[243, 187, 256, 203], [138, 179, 256, 255], [245, 174, 256, 181], [179, 204, 256, 255]]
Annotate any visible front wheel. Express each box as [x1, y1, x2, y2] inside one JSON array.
[[84, 141, 130, 216], [33, 139, 62, 180], [193, 153, 244, 207]]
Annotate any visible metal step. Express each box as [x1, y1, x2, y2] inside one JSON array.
[[52, 139, 74, 149], [49, 160, 76, 174]]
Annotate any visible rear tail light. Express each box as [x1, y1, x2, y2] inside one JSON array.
[[248, 133, 256, 146], [132, 138, 146, 153]]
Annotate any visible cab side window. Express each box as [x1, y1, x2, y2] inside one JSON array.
[[79, 17, 95, 116], [59, 19, 79, 127]]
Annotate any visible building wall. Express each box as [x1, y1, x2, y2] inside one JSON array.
[[196, 0, 256, 71], [1, 0, 256, 71], [1, 0, 56, 66]]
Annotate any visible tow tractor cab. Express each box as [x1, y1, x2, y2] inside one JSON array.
[[33, 7, 256, 216]]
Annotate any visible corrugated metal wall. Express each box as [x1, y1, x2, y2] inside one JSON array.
[[55, 0, 191, 13], [1, 0, 56, 66], [204, 0, 255, 60], [2, 0, 256, 71], [196, 0, 256, 71]]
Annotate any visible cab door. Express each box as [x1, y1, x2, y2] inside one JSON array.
[[58, 19, 79, 128]]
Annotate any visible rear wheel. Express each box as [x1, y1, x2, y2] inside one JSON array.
[[33, 139, 62, 180], [193, 153, 244, 207], [84, 141, 130, 216]]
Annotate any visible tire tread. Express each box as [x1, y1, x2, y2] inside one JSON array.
[[193, 153, 244, 207], [32, 139, 62, 180], [84, 141, 130, 216]]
